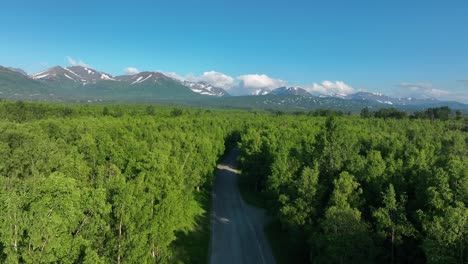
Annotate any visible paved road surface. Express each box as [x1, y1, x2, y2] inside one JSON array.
[[210, 149, 276, 264]]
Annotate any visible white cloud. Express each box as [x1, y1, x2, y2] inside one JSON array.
[[162, 71, 184, 80], [233, 74, 287, 95], [306, 81, 355, 95], [124, 67, 140, 75], [161, 71, 235, 90], [396, 82, 468, 103], [159, 70, 361, 97], [397, 82, 451, 98], [163, 71, 287, 95], [65, 56, 90, 67], [192, 71, 235, 89], [237, 74, 286, 89]]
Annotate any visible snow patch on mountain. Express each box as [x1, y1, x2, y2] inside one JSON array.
[[140, 74, 152, 83], [34, 74, 49, 79], [131, 76, 144, 85], [181, 80, 229, 96], [268, 86, 311, 96], [252, 88, 271, 96], [64, 68, 81, 78], [100, 74, 113, 80]]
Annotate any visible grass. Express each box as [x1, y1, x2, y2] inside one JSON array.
[[169, 187, 211, 264]]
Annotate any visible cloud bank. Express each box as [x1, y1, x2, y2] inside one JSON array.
[[123, 67, 467, 102], [397, 82, 451, 98], [124, 67, 140, 75], [187, 71, 235, 90], [234, 74, 285, 94], [65, 56, 90, 67], [306, 81, 355, 95], [162, 71, 286, 95], [397, 82, 468, 103]]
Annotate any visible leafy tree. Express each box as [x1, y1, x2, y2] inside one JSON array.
[[278, 164, 320, 228], [170, 108, 183, 117], [145, 105, 156, 116], [360, 107, 372, 118], [102, 106, 110, 116], [374, 108, 407, 119], [373, 184, 415, 264], [313, 172, 375, 263], [420, 202, 467, 264]]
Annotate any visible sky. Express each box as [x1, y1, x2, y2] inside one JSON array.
[[0, 0, 467, 101]]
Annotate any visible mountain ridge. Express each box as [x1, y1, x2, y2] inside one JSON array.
[[0, 65, 466, 111]]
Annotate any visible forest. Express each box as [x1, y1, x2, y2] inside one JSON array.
[[0, 101, 247, 263], [0, 100, 466, 263], [239, 109, 467, 263]]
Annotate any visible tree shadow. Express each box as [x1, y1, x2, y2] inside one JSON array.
[[170, 188, 211, 264]]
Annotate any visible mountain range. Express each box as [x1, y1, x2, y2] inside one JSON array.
[[0, 65, 467, 111]]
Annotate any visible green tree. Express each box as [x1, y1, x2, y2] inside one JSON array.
[[313, 171, 375, 263], [278, 164, 320, 228], [102, 106, 110, 116], [420, 202, 467, 264], [360, 107, 372, 118], [373, 184, 415, 264]]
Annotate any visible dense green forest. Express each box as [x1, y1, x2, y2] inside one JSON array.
[[239, 111, 467, 263], [0, 101, 466, 263], [0, 101, 247, 263]]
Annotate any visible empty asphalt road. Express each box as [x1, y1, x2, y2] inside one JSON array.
[[210, 149, 275, 264]]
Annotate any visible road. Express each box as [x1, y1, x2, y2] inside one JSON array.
[[210, 149, 276, 264]]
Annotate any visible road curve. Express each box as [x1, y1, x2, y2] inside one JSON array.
[[210, 149, 276, 264]]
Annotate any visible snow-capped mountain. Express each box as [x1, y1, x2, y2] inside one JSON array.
[[268, 86, 311, 96], [32, 66, 74, 81], [2, 64, 466, 110], [344, 91, 448, 106], [115, 71, 171, 84], [252, 88, 271, 96], [66, 66, 114, 82], [32, 66, 114, 85], [346, 92, 395, 105], [7, 67, 28, 76], [181, 81, 229, 97]]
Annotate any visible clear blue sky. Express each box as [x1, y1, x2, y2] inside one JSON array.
[[1, 0, 467, 101]]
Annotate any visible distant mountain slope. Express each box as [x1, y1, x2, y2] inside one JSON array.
[[7, 67, 28, 76], [84, 72, 203, 100], [251, 88, 271, 95], [346, 91, 468, 109], [269, 86, 311, 96], [346, 91, 395, 104], [0, 66, 50, 99], [32, 66, 114, 86], [0, 64, 467, 111], [31, 66, 85, 96], [66, 66, 114, 82], [181, 94, 468, 112], [182, 81, 229, 96], [179, 94, 376, 112], [27, 68, 204, 100]]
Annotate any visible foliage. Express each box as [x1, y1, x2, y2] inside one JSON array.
[[0, 101, 466, 263], [0, 102, 245, 263], [238, 112, 468, 263]]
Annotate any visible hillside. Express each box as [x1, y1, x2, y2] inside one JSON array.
[[1, 65, 467, 112], [0, 66, 51, 100]]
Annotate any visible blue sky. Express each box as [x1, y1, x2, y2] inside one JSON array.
[[1, 0, 467, 101]]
